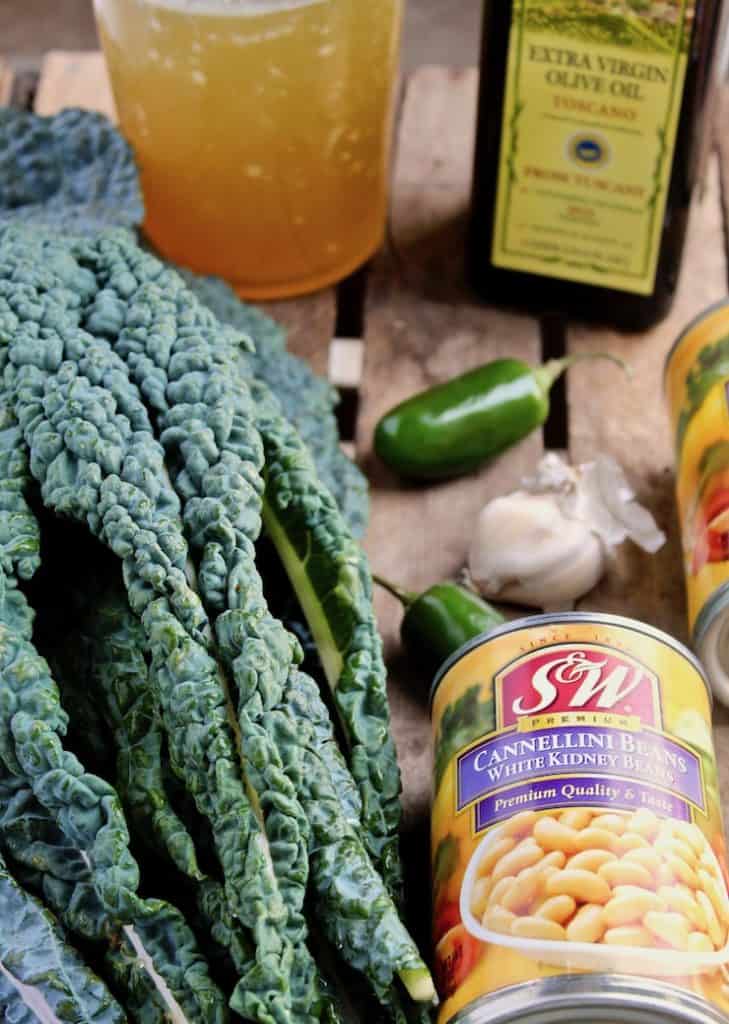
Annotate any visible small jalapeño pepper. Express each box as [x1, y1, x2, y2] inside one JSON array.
[[374, 576, 504, 678], [374, 353, 627, 481]]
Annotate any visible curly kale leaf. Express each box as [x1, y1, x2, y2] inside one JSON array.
[[0, 408, 40, 583], [0, 108, 143, 235], [76, 232, 427, 1009], [434, 685, 494, 793], [0, 850, 127, 1024], [0, 615, 142, 922], [273, 672, 434, 1007], [0, 769, 227, 1024], [82, 232, 317, 960], [180, 270, 369, 537], [254, 380, 403, 900], [52, 577, 205, 882], [0, 227, 305, 1024], [0, 570, 226, 1024]]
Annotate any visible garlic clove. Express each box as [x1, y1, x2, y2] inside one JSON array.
[[469, 492, 585, 582], [496, 533, 605, 610], [468, 491, 605, 610]]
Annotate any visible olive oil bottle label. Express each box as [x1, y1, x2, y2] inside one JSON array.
[[491, 1, 693, 295]]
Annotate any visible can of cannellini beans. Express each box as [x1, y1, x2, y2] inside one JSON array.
[[430, 613, 729, 1024], [666, 299, 729, 705]]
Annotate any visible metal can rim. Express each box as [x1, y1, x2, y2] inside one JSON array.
[[663, 296, 729, 386], [428, 610, 712, 711], [693, 580, 729, 653], [448, 974, 729, 1024]]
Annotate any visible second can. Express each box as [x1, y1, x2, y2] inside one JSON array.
[[431, 613, 729, 1024], [666, 299, 729, 705]]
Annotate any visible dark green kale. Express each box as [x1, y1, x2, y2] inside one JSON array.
[[0, 108, 143, 234], [51, 578, 205, 882], [255, 379, 404, 901], [0, 226, 307, 1024], [180, 270, 369, 537], [0, 849, 127, 1024], [0, 201, 427, 1019], [0, 581, 226, 1024], [79, 231, 429, 1011]]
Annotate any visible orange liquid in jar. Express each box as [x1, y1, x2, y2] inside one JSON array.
[[94, 0, 403, 298]]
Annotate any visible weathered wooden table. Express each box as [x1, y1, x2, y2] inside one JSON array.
[[2, 50, 729, 948]]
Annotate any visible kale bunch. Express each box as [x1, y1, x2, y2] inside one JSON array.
[[0, 221, 433, 1024], [0, 107, 143, 234]]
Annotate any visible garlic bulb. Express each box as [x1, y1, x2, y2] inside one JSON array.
[[468, 454, 665, 611]]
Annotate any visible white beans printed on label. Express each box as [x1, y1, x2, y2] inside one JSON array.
[[470, 809, 729, 951]]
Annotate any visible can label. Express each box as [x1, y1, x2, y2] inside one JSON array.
[[666, 302, 729, 634], [431, 617, 729, 1023], [490, 1, 692, 296]]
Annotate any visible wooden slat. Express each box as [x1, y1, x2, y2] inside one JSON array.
[[359, 67, 542, 838], [31, 50, 336, 364], [34, 52, 115, 118], [256, 296, 335, 380], [0, 59, 13, 106], [329, 337, 365, 391]]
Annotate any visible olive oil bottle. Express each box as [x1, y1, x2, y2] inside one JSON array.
[[469, 1, 725, 329]]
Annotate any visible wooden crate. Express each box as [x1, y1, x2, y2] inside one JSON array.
[[3, 51, 729, 945]]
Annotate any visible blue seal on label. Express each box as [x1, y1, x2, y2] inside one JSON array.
[[567, 132, 610, 169], [575, 139, 602, 163]]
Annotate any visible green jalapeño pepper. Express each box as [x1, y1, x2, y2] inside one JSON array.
[[374, 353, 627, 481], [374, 576, 505, 678]]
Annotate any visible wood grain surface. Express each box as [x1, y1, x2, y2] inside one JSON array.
[[33, 51, 115, 118]]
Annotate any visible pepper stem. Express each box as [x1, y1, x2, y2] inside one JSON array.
[[533, 351, 631, 401], [372, 574, 417, 608]]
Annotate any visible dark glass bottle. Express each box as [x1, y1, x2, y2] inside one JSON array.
[[469, 1, 725, 330]]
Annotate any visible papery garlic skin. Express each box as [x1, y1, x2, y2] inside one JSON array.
[[468, 492, 605, 610], [468, 453, 665, 612]]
